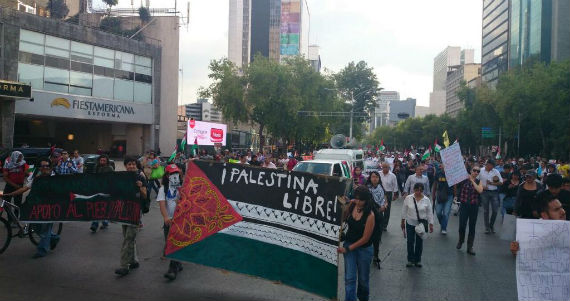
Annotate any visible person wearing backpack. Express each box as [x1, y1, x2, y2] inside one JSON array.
[[337, 186, 375, 301], [401, 183, 434, 268], [367, 171, 385, 269], [432, 164, 456, 234]]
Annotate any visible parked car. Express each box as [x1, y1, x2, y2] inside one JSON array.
[[82, 154, 116, 173], [0, 147, 63, 174], [292, 159, 352, 179]]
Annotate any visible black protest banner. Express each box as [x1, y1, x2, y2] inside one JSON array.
[[193, 160, 349, 225], [20, 172, 141, 225]]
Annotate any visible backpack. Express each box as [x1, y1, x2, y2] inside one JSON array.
[[138, 171, 151, 214]]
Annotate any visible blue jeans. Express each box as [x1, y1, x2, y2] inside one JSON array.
[[344, 242, 373, 301], [481, 191, 500, 230], [502, 196, 516, 216], [435, 194, 453, 231], [37, 223, 59, 256], [406, 222, 423, 263]]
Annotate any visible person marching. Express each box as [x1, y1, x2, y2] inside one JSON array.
[[157, 164, 184, 280], [456, 165, 484, 255], [379, 163, 398, 232], [114, 157, 147, 276], [337, 186, 375, 301], [401, 183, 434, 268], [2, 151, 30, 224], [367, 171, 385, 269], [2, 157, 59, 258], [432, 164, 455, 234]]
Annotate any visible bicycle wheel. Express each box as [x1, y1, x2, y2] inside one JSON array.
[[28, 223, 63, 247], [0, 217, 12, 254]]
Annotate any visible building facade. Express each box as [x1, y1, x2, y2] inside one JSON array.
[[180, 99, 223, 123], [481, 0, 509, 86], [0, 7, 177, 156], [445, 63, 481, 117], [509, 0, 570, 67], [388, 98, 416, 126], [228, 0, 309, 67], [430, 47, 474, 116], [415, 106, 430, 118], [369, 91, 399, 133]]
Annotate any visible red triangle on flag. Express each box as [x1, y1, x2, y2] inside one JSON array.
[[165, 161, 242, 255]]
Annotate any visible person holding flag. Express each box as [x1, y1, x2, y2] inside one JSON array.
[[379, 138, 386, 153], [434, 139, 442, 153]]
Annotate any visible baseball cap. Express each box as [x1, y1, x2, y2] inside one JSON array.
[[165, 164, 180, 174]]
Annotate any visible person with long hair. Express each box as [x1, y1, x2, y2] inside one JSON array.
[[338, 186, 375, 301], [367, 171, 385, 269]]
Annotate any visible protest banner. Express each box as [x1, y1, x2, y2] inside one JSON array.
[[166, 160, 350, 299], [20, 172, 141, 225], [440, 142, 469, 186], [516, 219, 570, 301], [363, 159, 379, 177]]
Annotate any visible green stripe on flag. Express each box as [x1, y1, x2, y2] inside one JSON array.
[[168, 233, 339, 299]]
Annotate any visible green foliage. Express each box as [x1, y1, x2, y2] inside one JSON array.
[[102, 0, 118, 7], [200, 55, 343, 151], [365, 60, 570, 159], [48, 0, 69, 19], [138, 6, 151, 23], [334, 61, 381, 117], [99, 17, 122, 34]]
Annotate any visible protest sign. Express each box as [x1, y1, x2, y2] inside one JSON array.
[[516, 219, 570, 301], [166, 160, 350, 299], [440, 142, 469, 186], [363, 159, 379, 177], [20, 172, 141, 225]]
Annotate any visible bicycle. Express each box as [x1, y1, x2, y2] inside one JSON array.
[[0, 199, 63, 254]]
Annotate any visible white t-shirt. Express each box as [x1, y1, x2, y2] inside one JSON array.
[[478, 168, 503, 190], [156, 185, 181, 218], [72, 156, 84, 173]]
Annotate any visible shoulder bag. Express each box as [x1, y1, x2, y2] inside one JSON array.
[[413, 196, 429, 236]]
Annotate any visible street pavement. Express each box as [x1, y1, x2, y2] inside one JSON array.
[[1, 169, 517, 301]]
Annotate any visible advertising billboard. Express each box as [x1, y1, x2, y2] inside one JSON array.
[[280, 0, 301, 56], [187, 119, 227, 146]]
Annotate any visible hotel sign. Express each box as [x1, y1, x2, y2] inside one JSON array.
[[15, 91, 153, 124], [0, 80, 31, 99]]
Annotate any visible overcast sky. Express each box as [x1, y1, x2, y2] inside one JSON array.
[[95, 0, 483, 107]]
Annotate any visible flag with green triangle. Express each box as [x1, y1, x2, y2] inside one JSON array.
[[434, 139, 441, 153], [379, 138, 386, 152], [190, 137, 198, 157], [421, 146, 431, 161]]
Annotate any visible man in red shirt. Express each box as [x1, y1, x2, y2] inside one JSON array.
[[286, 154, 298, 171], [2, 151, 29, 223]]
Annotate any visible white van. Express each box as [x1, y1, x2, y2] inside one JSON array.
[[292, 159, 352, 179], [313, 149, 364, 171]]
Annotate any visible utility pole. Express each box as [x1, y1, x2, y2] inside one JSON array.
[[498, 126, 501, 158], [349, 91, 354, 142]]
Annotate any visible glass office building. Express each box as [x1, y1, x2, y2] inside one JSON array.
[[481, 0, 510, 85]]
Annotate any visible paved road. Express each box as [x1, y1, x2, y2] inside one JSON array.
[[1, 171, 517, 301]]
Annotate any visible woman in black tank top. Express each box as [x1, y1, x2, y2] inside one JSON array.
[[338, 186, 375, 301]]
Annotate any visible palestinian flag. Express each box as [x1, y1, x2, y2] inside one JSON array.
[[379, 138, 386, 152], [166, 161, 349, 298], [434, 139, 442, 153], [190, 137, 198, 157], [421, 146, 431, 161]]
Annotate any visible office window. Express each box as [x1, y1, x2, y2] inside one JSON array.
[[71, 41, 93, 64], [19, 30, 45, 55], [45, 35, 69, 59], [18, 63, 43, 89], [134, 82, 151, 103], [93, 75, 114, 99], [44, 66, 69, 93], [70, 71, 92, 96], [114, 78, 133, 102]]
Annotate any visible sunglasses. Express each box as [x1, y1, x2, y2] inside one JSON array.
[[472, 169, 481, 173]]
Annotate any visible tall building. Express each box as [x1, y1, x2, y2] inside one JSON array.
[[481, 0, 510, 86], [181, 99, 223, 123], [228, 0, 309, 67], [430, 46, 474, 115], [509, 0, 570, 67], [445, 63, 481, 117], [415, 106, 430, 118], [369, 91, 399, 133], [308, 44, 321, 72], [388, 98, 416, 126]]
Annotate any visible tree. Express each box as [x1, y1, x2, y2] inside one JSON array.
[[102, 0, 118, 15], [138, 6, 151, 23], [48, 0, 69, 19], [333, 61, 381, 139]]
